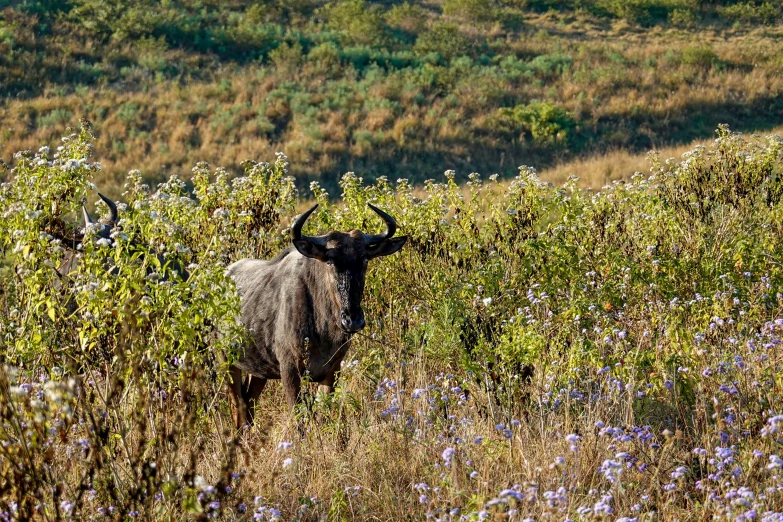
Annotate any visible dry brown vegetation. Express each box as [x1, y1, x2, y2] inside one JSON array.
[[2, 3, 783, 197], [539, 124, 783, 189]]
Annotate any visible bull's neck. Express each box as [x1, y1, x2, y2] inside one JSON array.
[[303, 258, 344, 340]]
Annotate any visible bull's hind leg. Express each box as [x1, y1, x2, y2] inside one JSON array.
[[242, 375, 267, 425], [280, 360, 302, 411]]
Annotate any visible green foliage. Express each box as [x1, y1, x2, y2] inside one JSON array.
[[718, 1, 782, 25], [659, 124, 783, 220], [69, 0, 159, 42], [490, 101, 575, 143], [0, 21, 15, 47], [269, 40, 305, 70], [413, 22, 473, 60], [668, 7, 697, 27], [0, 124, 297, 516], [442, 0, 498, 23], [38, 109, 73, 128], [307, 41, 343, 74], [593, 0, 698, 25], [384, 2, 429, 34], [320, 0, 388, 46], [681, 44, 720, 68], [526, 52, 573, 79], [3, 0, 783, 192], [136, 36, 169, 73]]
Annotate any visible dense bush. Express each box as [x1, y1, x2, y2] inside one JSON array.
[[489, 101, 575, 143], [320, 0, 388, 46], [681, 43, 720, 68], [718, 1, 782, 25], [412, 22, 474, 61], [3, 124, 783, 518], [442, 0, 499, 23], [0, 124, 294, 518]]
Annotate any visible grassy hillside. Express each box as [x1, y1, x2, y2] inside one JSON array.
[[2, 123, 783, 520], [2, 1, 783, 195]]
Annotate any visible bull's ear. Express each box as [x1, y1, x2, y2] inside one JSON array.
[[293, 239, 329, 261], [367, 236, 407, 259]]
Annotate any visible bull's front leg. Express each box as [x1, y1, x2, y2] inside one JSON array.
[[228, 365, 248, 428], [280, 359, 302, 410]]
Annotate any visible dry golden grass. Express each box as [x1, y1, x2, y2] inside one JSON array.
[[538, 125, 783, 189], [2, 12, 783, 199]]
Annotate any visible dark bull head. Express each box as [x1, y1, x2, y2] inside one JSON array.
[[291, 204, 407, 333], [55, 193, 119, 280], [81, 193, 118, 241], [69, 192, 187, 281]]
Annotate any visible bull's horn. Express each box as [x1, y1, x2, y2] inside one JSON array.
[[292, 204, 319, 241], [82, 205, 93, 225], [98, 193, 118, 224], [364, 204, 397, 244]]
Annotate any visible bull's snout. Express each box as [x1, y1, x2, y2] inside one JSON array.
[[340, 309, 365, 333]]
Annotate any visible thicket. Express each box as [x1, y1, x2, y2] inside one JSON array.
[[2, 1, 783, 194], [2, 124, 783, 519]]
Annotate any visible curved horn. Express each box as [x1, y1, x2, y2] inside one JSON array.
[[292, 204, 319, 240], [365, 203, 397, 244], [82, 205, 93, 225], [98, 193, 118, 224]]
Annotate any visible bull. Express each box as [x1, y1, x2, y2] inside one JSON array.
[[57, 192, 187, 283], [227, 204, 406, 427]]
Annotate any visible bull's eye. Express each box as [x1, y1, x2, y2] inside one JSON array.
[[326, 260, 334, 266]]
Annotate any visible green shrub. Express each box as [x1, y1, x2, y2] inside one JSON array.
[[668, 7, 698, 26], [384, 2, 429, 34], [307, 41, 343, 74], [413, 22, 473, 61], [0, 123, 300, 517], [442, 0, 498, 23], [136, 36, 169, 72], [681, 44, 719, 68], [526, 52, 573, 78], [320, 0, 388, 46], [70, 0, 160, 41], [489, 100, 575, 143], [593, 0, 697, 25], [269, 40, 305, 69], [38, 109, 73, 128], [117, 102, 141, 124], [0, 22, 15, 47], [718, 2, 782, 25]]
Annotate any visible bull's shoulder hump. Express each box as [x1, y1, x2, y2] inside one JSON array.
[[227, 258, 265, 276], [227, 247, 302, 282]]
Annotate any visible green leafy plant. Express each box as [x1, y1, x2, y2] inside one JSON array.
[[489, 100, 575, 143], [320, 0, 388, 46], [718, 1, 782, 25], [442, 0, 498, 23], [413, 22, 473, 61]]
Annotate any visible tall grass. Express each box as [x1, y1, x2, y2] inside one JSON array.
[[2, 123, 783, 519]]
